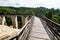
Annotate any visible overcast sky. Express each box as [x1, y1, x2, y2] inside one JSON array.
[[0, 0, 60, 8]]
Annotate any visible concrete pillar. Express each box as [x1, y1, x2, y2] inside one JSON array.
[[2, 16, 7, 25], [21, 16, 26, 26], [11, 16, 18, 29], [25, 16, 29, 23]]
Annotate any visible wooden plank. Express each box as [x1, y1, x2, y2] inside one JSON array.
[[28, 16, 50, 40]]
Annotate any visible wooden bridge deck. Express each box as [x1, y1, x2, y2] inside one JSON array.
[[27, 16, 50, 40]]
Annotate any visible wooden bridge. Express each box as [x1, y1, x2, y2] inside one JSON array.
[[0, 15, 60, 40]]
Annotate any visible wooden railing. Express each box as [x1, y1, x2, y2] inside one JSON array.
[[36, 15, 60, 40], [5, 16, 34, 40]]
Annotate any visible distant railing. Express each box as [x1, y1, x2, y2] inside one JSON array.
[[36, 15, 60, 40], [5, 16, 34, 40]]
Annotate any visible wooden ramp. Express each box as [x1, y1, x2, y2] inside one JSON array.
[[27, 16, 50, 40]]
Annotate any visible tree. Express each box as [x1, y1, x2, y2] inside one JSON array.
[[46, 10, 53, 19], [52, 15, 60, 23]]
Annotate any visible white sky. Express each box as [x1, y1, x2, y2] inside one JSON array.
[[0, 0, 60, 8]]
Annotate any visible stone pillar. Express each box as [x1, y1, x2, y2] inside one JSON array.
[[11, 16, 18, 29], [2, 16, 7, 25], [21, 16, 26, 26], [25, 16, 29, 23]]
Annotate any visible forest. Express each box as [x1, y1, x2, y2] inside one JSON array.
[[0, 6, 60, 25]]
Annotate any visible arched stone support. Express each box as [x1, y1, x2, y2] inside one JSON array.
[[21, 16, 31, 27], [25, 16, 29, 23], [11, 16, 18, 29], [2, 16, 7, 25], [21, 16, 26, 27], [0, 15, 31, 29]]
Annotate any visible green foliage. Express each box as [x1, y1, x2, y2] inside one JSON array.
[[0, 6, 60, 24], [17, 16, 22, 28], [0, 7, 16, 14], [52, 15, 60, 23], [46, 10, 53, 19], [5, 16, 12, 26]]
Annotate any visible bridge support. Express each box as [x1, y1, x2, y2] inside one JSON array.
[[25, 16, 29, 23], [21, 16, 29, 27], [21, 16, 26, 27], [11, 16, 18, 29], [2, 16, 7, 25], [0, 15, 31, 29]]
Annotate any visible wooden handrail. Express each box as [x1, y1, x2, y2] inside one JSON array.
[[5, 16, 34, 40]]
